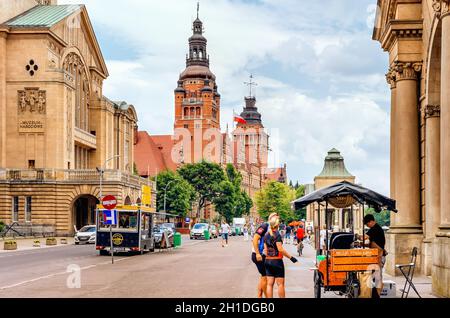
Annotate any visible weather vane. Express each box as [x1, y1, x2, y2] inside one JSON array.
[[244, 74, 258, 98]]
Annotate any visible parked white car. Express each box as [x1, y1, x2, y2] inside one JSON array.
[[74, 225, 96, 245], [190, 223, 210, 240]]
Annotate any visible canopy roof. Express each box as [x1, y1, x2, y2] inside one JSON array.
[[292, 181, 397, 213]]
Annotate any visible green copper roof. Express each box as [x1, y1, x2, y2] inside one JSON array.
[[5, 5, 82, 28], [317, 148, 354, 178]]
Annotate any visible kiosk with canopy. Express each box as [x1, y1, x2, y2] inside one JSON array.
[[292, 181, 397, 298]]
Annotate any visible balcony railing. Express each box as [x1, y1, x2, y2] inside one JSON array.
[[0, 169, 154, 188], [182, 98, 203, 105], [74, 128, 97, 149]]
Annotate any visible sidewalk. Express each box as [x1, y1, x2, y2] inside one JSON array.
[[0, 237, 75, 253]]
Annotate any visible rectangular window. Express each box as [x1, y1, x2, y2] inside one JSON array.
[[28, 160, 35, 169], [12, 197, 19, 223], [25, 197, 32, 223]]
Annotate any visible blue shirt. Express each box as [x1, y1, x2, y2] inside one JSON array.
[[255, 223, 269, 254]]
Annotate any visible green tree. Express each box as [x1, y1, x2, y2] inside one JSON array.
[[213, 180, 237, 223], [256, 181, 294, 222], [178, 161, 226, 218], [295, 184, 306, 199], [214, 164, 253, 221], [365, 208, 391, 227], [156, 170, 195, 217]]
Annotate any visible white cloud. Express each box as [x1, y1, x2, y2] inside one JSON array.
[[60, 0, 391, 195]]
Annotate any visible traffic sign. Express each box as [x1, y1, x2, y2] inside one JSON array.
[[185, 217, 191, 224], [102, 195, 117, 210], [103, 210, 117, 225]]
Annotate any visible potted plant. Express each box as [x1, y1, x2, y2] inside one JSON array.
[[33, 240, 41, 248], [4, 240, 17, 251], [46, 238, 57, 246]]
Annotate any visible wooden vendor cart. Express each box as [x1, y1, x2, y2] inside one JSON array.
[[292, 181, 397, 298]]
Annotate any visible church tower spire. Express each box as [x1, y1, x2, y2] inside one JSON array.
[[186, 2, 209, 68]]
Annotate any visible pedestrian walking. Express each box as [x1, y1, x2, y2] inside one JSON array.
[[243, 225, 249, 241], [284, 225, 292, 244], [251, 213, 278, 298], [264, 214, 298, 298], [221, 220, 231, 247], [319, 225, 327, 254]]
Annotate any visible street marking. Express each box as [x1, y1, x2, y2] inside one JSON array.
[[0, 256, 134, 291]]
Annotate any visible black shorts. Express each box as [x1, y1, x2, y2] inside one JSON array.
[[265, 259, 285, 278], [252, 253, 266, 277]]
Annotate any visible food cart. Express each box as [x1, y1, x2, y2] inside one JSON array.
[[292, 181, 397, 298]]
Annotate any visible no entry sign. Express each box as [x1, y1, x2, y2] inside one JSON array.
[[102, 195, 117, 210]]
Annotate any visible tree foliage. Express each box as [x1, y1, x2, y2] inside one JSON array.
[[156, 170, 195, 217], [365, 208, 391, 227], [256, 181, 295, 222], [178, 161, 226, 217], [214, 164, 253, 222]]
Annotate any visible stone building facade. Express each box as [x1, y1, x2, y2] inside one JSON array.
[[306, 149, 364, 235], [373, 0, 450, 297], [0, 0, 155, 236]]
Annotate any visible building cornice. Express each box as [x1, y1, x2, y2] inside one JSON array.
[[380, 20, 423, 51]]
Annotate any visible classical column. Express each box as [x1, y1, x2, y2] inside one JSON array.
[[439, 1, 450, 234], [425, 106, 441, 237], [386, 69, 398, 229], [424, 105, 441, 275], [391, 62, 422, 231], [384, 62, 423, 276]]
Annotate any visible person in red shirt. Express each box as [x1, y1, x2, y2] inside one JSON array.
[[296, 225, 305, 242]]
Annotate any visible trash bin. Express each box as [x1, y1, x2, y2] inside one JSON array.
[[204, 230, 210, 240], [236, 228, 240, 236], [174, 232, 182, 248]]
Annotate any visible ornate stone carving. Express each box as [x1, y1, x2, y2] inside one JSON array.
[[386, 67, 397, 89], [433, 0, 450, 18], [393, 62, 422, 81], [18, 88, 46, 114], [425, 105, 441, 118]]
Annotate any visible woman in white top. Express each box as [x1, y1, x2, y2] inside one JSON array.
[[319, 225, 328, 254]]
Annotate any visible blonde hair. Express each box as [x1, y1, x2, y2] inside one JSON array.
[[268, 214, 280, 235]]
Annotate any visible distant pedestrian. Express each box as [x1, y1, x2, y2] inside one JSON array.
[[320, 225, 327, 254], [284, 225, 292, 244], [264, 214, 298, 298], [243, 225, 249, 241], [221, 220, 231, 247]]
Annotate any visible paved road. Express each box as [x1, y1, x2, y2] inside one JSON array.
[[0, 236, 319, 298]]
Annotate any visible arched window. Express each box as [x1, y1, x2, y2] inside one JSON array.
[[64, 53, 90, 132], [196, 107, 201, 118], [184, 107, 189, 118]]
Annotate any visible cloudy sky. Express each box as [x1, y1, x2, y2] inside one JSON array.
[[61, 0, 390, 194]]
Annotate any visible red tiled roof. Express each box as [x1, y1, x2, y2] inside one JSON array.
[[264, 167, 287, 183], [134, 132, 176, 177]]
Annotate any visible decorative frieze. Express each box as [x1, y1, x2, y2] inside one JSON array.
[[18, 88, 46, 114], [433, 0, 450, 18], [425, 105, 441, 119], [393, 62, 422, 81]]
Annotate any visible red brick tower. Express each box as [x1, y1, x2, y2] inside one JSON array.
[[174, 9, 221, 165]]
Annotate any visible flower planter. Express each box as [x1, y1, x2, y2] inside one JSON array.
[[33, 240, 41, 248], [60, 238, 67, 245], [46, 238, 57, 246], [4, 241, 17, 251]]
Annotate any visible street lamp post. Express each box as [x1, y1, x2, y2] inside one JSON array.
[[97, 155, 121, 201]]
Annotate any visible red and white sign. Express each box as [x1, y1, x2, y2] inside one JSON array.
[[102, 195, 117, 210]]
